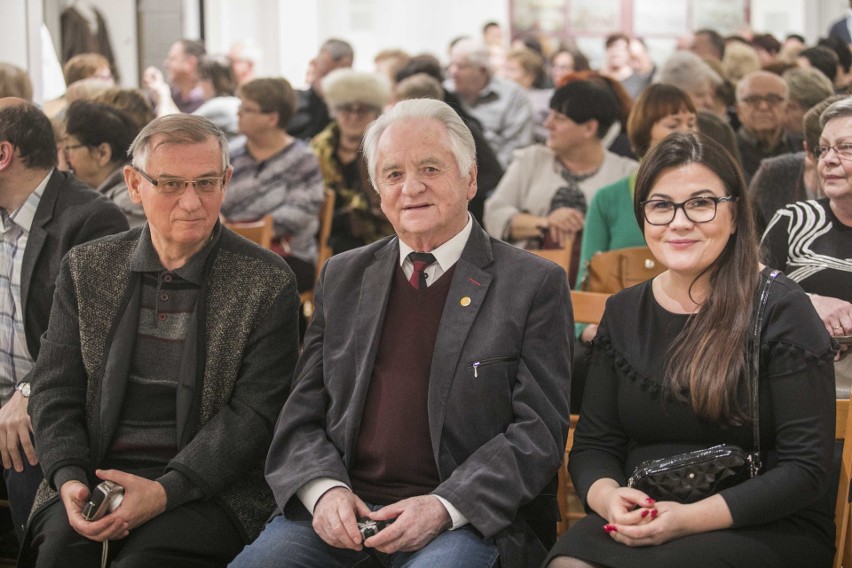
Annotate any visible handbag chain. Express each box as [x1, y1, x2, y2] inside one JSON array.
[[749, 269, 780, 477]]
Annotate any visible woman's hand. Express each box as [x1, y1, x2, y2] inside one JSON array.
[[809, 294, 852, 359], [579, 324, 598, 343], [544, 207, 585, 247], [603, 494, 733, 547], [585, 479, 656, 527]]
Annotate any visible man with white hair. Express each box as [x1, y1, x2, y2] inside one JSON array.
[[735, 70, 798, 182], [228, 39, 263, 85], [446, 39, 534, 168], [232, 98, 571, 568]]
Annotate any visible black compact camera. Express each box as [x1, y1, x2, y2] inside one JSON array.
[[82, 480, 125, 521], [357, 518, 393, 541]]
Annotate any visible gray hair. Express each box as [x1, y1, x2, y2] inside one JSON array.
[[450, 39, 492, 75], [230, 39, 263, 64], [320, 38, 354, 64], [784, 67, 834, 109], [129, 114, 229, 171], [735, 70, 788, 102], [395, 73, 444, 101], [820, 96, 852, 128], [362, 98, 476, 189], [656, 51, 722, 91]]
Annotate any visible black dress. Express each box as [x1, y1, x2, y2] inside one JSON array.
[[546, 270, 836, 568]]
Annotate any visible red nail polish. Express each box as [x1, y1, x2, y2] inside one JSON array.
[[603, 524, 615, 532], [651, 509, 658, 518], [646, 498, 655, 504], [641, 510, 649, 518]]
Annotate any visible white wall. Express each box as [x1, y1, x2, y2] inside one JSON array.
[[8, 0, 851, 104]]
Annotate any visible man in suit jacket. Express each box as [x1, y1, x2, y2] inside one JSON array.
[[0, 98, 128, 541], [23, 114, 299, 566], [232, 99, 572, 568]]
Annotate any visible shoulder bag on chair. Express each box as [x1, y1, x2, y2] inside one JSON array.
[[582, 246, 665, 294]]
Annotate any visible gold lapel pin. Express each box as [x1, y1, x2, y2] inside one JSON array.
[[460, 296, 471, 307]]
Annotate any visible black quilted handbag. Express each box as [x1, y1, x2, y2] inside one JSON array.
[[626, 271, 779, 504]]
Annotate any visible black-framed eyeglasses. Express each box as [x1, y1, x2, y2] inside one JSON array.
[[813, 143, 852, 161], [132, 166, 225, 195], [237, 104, 272, 114], [641, 196, 737, 225]]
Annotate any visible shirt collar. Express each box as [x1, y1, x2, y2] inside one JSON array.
[[130, 221, 222, 284], [398, 213, 472, 272], [0, 169, 52, 234]]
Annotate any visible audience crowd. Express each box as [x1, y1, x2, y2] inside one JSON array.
[[1, 13, 851, 568]]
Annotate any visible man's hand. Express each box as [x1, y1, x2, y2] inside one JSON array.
[[312, 487, 371, 551], [363, 495, 452, 554], [141, 66, 168, 104], [95, 469, 167, 533], [60, 480, 129, 543], [0, 390, 37, 471]]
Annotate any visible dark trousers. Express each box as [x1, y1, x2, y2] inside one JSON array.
[[26, 498, 243, 568], [3, 460, 43, 542]]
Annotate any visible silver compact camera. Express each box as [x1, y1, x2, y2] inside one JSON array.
[[82, 480, 125, 521], [357, 518, 392, 541]]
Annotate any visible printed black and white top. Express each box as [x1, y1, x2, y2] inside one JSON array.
[[761, 198, 852, 302]]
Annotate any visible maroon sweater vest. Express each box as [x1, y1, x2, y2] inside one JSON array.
[[349, 263, 456, 505]]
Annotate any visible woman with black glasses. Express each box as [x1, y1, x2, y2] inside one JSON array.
[[546, 132, 835, 568]]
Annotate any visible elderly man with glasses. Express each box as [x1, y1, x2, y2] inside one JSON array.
[[21, 114, 300, 567], [734, 70, 800, 183]]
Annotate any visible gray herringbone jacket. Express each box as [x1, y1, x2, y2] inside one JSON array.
[[26, 225, 299, 545]]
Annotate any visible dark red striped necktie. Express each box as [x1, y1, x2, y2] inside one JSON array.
[[408, 252, 436, 290]]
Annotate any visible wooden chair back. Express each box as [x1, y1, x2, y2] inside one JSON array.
[[529, 246, 572, 276], [301, 189, 336, 314], [835, 398, 852, 568], [224, 215, 273, 249], [556, 291, 612, 535], [315, 188, 335, 285]]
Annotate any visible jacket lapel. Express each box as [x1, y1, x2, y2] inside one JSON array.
[[344, 238, 397, 461], [427, 224, 494, 461], [20, 171, 60, 318]]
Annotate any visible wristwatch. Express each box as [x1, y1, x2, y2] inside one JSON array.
[[15, 382, 30, 398]]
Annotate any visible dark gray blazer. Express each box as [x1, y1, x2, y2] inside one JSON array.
[[27, 226, 300, 552], [265, 222, 573, 567], [22, 170, 129, 371]]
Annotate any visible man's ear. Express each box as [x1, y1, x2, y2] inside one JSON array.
[[582, 119, 599, 139], [0, 141, 14, 172], [124, 165, 143, 204]]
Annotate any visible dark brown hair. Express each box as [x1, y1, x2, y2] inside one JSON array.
[[627, 84, 696, 158], [237, 77, 297, 130], [634, 132, 760, 424]]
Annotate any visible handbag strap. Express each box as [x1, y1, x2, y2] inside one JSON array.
[[749, 269, 780, 476]]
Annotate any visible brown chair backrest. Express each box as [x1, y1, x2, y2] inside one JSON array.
[[315, 188, 336, 285], [529, 246, 572, 277], [557, 291, 612, 535], [224, 215, 273, 249]]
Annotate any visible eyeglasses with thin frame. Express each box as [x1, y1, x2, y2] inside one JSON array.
[[238, 104, 272, 114], [63, 143, 88, 152], [132, 166, 226, 195], [739, 94, 786, 108], [641, 196, 737, 226], [333, 104, 378, 116], [813, 143, 852, 161]]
